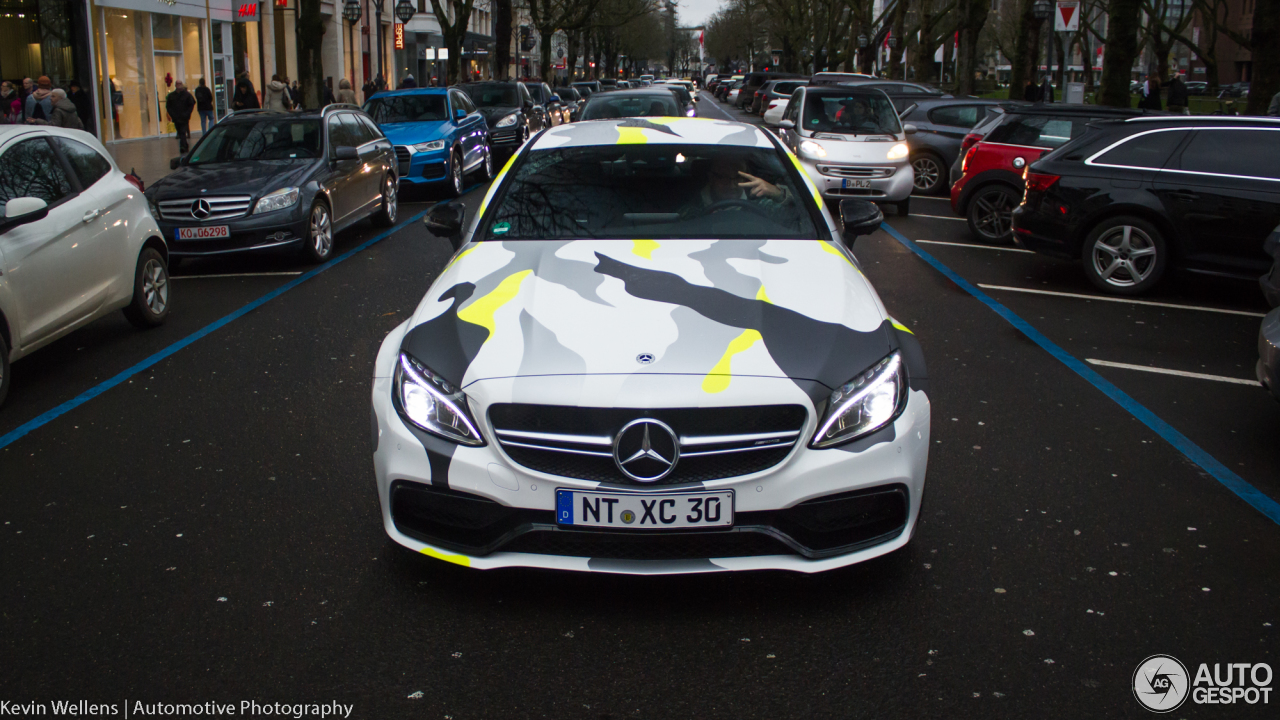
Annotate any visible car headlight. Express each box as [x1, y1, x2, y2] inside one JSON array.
[[799, 140, 827, 158], [414, 140, 447, 152], [395, 353, 485, 446], [253, 187, 300, 215], [810, 352, 904, 449], [887, 142, 910, 160], [496, 113, 519, 127]]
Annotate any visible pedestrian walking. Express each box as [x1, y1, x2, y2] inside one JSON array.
[[1138, 75, 1162, 111], [362, 79, 376, 102], [19, 77, 33, 120], [26, 89, 83, 129], [67, 80, 94, 133], [289, 79, 302, 109], [195, 78, 215, 132], [233, 74, 260, 110], [166, 81, 196, 152], [323, 77, 335, 107], [1023, 79, 1038, 102], [25, 75, 54, 123], [0, 81, 19, 124], [1166, 73, 1189, 115], [398, 74, 418, 89], [337, 78, 358, 105], [263, 74, 291, 111]]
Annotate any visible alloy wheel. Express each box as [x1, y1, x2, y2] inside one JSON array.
[[384, 176, 397, 222], [142, 258, 169, 315], [452, 155, 463, 194], [1090, 225, 1158, 288], [911, 156, 941, 193], [311, 204, 332, 258], [971, 188, 1015, 240]]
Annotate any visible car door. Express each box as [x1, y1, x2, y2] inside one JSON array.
[[357, 113, 395, 187], [0, 135, 98, 349], [450, 90, 485, 169], [339, 113, 380, 215], [1153, 127, 1280, 274], [52, 136, 130, 306], [922, 104, 985, 165], [778, 88, 804, 151], [324, 114, 357, 222]]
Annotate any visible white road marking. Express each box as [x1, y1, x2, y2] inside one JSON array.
[[1086, 359, 1262, 387], [977, 284, 1267, 318], [910, 214, 966, 221], [172, 272, 304, 280], [917, 240, 1034, 253]]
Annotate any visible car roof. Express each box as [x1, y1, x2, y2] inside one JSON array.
[[225, 106, 356, 121], [588, 88, 684, 98], [371, 88, 450, 97], [459, 81, 522, 87], [1119, 115, 1280, 127], [803, 85, 895, 98], [531, 118, 774, 150], [1002, 104, 1147, 118]]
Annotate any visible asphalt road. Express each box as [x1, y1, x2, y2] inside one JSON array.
[[1, 100, 1276, 718]]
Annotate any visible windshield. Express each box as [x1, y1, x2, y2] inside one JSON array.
[[802, 92, 901, 135], [463, 84, 519, 107], [572, 84, 595, 97], [482, 144, 820, 240], [188, 119, 321, 163], [362, 94, 448, 123], [581, 94, 681, 120]]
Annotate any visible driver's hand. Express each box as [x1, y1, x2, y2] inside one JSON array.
[[738, 172, 783, 200]]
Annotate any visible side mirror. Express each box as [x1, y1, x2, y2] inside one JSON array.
[[424, 201, 466, 250], [454, 108, 467, 120], [0, 197, 50, 234], [169, 156, 183, 170], [777, 119, 795, 129], [334, 146, 359, 161], [902, 123, 918, 135], [838, 199, 883, 247]]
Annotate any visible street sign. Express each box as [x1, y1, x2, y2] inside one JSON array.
[[394, 23, 404, 49], [1055, 1, 1080, 32]]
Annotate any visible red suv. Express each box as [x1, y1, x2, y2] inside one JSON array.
[[951, 106, 1143, 242]]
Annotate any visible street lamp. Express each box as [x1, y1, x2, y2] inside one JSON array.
[[343, 0, 360, 96], [1032, 0, 1053, 90], [395, 0, 414, 23], [857, 34, 867, 49]]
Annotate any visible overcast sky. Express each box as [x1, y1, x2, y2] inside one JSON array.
[[678, 0, 723, 28]]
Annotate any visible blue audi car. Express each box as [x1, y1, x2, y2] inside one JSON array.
[[362, 88, 493, 196]]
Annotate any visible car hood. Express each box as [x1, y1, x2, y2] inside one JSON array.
[[147, 159, 314, 201], [378, 121, 452, 146], [399, 239, 901, 391], [476, 106, 520, 126], [799, 134, 907, 163]]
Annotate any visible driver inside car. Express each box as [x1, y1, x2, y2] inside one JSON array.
[[680, 155, 792, 219]]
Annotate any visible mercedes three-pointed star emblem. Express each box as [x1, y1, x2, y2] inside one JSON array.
[[613, 419, 680, 483], [191, 198, 212, 220]]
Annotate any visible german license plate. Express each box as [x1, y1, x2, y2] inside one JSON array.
[[176, 225, 229, 240], [842, 178, 872, 189], [555, 489, 734, 529]]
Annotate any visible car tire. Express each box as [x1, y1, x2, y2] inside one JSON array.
[[301, 200, 334, 264], [1081, 216, 1168, 295], [471, 145, 494, 182], [122, 247, 171, 329], [896, 198, 911, 217], [911, 153, 946, 195], [0, 330, 10, 408], [373, 174, 397, 227], [966, 184, 1019, 243], [445, 150, 464, 198]]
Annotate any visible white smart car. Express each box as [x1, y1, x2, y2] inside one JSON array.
[[372, 117, 930, 574], [777, 86, 916, 216], [0, 126, 170, 405]]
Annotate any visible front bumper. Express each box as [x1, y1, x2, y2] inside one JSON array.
[[396, 147, 452, 185], [796, 157, 913, 203], [157, 210, 307, 257], [489, 126, 524, 149], [1259, 307, 1280, 402], [371, 324, 931, 575]]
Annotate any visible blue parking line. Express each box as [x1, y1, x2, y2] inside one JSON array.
[[880, 222, 1280, 525], [0, 197, 457, 451]]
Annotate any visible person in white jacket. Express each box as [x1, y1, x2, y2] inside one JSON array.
[[263, 75, 292, 111]]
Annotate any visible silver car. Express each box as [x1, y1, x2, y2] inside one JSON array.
[[776, 86, 916, 216], [0, 126, 169, 406]]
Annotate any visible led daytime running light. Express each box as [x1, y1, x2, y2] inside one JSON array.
[[811, 353, 902, 448], [398, 355, 484, 445]]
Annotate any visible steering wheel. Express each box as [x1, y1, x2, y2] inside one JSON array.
[[701, 199, 774, 218]]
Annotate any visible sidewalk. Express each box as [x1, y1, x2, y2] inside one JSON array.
[[105, 131, 213, 188]]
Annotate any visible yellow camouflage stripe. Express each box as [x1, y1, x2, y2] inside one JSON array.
[[702, 329, 762, 393]]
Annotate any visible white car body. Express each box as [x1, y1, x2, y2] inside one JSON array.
[[372, 118, 931, 575], [763, 98, 789, 127], [0, 126, 165, 369], [727, 88, 742, 104], [777, 87, 915, 208]]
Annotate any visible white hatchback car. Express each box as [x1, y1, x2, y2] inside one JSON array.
[[0, 126, 170, 405], [372, 118, 931, 574], [777, 86, 916, 216]]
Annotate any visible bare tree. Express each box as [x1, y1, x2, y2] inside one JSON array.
[[427, 0, 481, 83]]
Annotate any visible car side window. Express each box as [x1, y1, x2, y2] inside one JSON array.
[[928, 105, 982, 128], [341, 113, 370, 145], [1092, 130, 1187, 169], [327, 115, 350, 155], [55, 137, 114, 189], [989, 115, 1091, 149], [357, 114, 384, 140], [783, 90, 801, 122], [460, 94, 477, 113], [0, 137, 75, 212], [1176, 129, 1280, 180]]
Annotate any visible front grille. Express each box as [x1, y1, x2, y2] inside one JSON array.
[[158, 195, 253, 221], [818, 165, 896, 179], [491, 129, 520, 143], [489, 404, 807, 485], [394, 146, 412, 176], [829, 188, 887, 198]]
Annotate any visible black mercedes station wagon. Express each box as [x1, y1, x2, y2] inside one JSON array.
[[145, 106, 398, 265]]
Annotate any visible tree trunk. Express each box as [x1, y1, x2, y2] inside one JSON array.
[[954, 0, 990, 96], [539, 26, 554, 83], [1246, 0, 1279, 115], [567, 30, 580, 82], [1099, 0, 1141, 107], [1056, 32, 1067, 88], [1010, 0, 1040, 100], [889, 0, 906, 80], [445, 28, 464, 84], [912, 0, 934, 85], [1081, 33, 1094, 92], [493, 0, 512, 80], [295, 0, 325, 108]]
